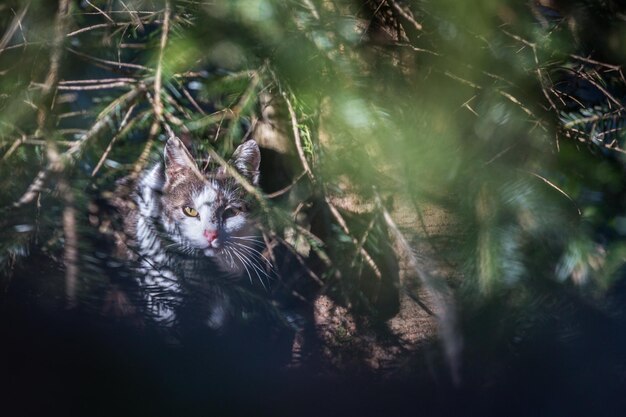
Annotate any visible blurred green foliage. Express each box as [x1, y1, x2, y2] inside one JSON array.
[[1, 0, 626, 380]]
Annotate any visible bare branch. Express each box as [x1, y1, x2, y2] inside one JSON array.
[[132, 0, 171, 175], [0, 2, 30, 58], [57, 81, 133, 91], [388, 0, 423, 31], [283, 92, 315, 182], [13, 85, 145, 207], [84, 0, 114, 23], [325, 196, 382, 280], [67, 47, 152, 72], [91, 103, 140, 176], [37, 0, 71, 133], [266, 171, 307, 199], [525, 170, 582, 216]]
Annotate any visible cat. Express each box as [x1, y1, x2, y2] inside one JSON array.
[[113, 136, 268, 328]]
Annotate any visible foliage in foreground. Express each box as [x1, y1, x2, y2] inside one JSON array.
[[1, 0, 626, 376]]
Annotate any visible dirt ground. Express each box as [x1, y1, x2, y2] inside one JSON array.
[[311, 197, 460, 373]]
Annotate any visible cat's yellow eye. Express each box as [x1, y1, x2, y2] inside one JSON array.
[[182, 206, 199, 217]]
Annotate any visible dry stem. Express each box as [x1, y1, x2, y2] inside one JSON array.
[[132, 0, 171, 175]]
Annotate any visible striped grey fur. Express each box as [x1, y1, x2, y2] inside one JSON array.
[[119, 136, 265, 327]]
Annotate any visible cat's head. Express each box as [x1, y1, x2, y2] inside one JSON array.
[[159, 136, 261, 260]]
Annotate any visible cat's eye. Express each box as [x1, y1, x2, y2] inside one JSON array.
[[182, 206, 199, 217], [222, 207, 240, 219]]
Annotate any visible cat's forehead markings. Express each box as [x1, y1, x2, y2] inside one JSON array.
[[192, 183, 219, 205], [168, 175, 188, 190]]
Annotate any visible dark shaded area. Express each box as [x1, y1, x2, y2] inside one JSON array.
[[3, 255, 626, 417]]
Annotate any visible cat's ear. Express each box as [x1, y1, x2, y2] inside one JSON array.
[[230, 140, 261, 185], [164, 136, 201, 179]]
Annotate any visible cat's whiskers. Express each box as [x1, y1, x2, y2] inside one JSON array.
[[225, 242, 270, 289], [165, 241, 186, 254], [227, 242, 271, 272], [230, 236, 265, 248], [229, 241, 274, 272], [164, 242, 180, 251], [227, 245, 254, 285], [231, 235, 264, 241], [223, 247, 236, 268]]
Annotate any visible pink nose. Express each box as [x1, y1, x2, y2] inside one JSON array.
[[204, 229, 218, 243]]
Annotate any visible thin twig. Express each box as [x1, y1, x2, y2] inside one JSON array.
[[2, 134, 27, 161], [57, 81, 133, 91], [0, 2, 30, 58], [67, 47, 152, 72], [274, 235, 325, 286], [177, 80, 206, 115], [59, 77, 137, 85], [120, 0, 146, 32], [283, 92, 314, 181], [388, 0, 423, 31], [325, 197, 382, 279], [267, 171, 307, 198], [570, 53, 622, 72], [349, 211, 379, 270], [66, 19, 162, 38], [84, 0, 114, 23], [206, 147, 270, 213], [532, 46, 558, 112], [524, 170, 582, 216], [14, 86, 145, 207], [187, 71, 261, 131], [91, 103, 139, 176], [562, 109, 625, 129], [132, 1, 171, 175], [394, 43, 440, 56], [562, 67, 623, 109], [231, 71, 261, 116], [37, 0, 71, 133]]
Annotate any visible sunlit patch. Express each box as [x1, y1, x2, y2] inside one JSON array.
[[14, 224, 34, 233]]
